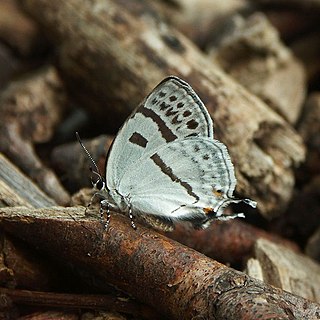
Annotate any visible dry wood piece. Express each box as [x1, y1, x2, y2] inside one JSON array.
[[0, 235, 64, 291], [0, 288, 160, 320], [208, 13, 306, 124], [246, 238, 320, 303], [0, 153, 55, 208], [0, 153, 66, 293], [165, 219, 299, 266], [0, 0, 44, 57], [152, 0, 249, 46], [18, 0, 306, 218], [51, 135, 114, 192], [0, 66, 70, 205], [0, 206, 319, 319]]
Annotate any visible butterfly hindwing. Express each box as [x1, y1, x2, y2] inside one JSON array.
[[118, 137, 238, 224], [106, 77, 214, 190]]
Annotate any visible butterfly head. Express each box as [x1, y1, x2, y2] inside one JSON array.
[[90, 166, 106, 191]]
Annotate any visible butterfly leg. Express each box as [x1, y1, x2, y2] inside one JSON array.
[[100, 200, 111, 230], [128, 204, 137, 230], [85, 192, 100, 215]]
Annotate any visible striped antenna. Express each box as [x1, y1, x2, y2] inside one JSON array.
[[76, 132, 101, 176]]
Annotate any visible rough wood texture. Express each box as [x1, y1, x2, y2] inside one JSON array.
[[19, 0, 306, 218], [208, 12, 306, 124], [0, 66, 70, 205], [0, 206, 319, 320], [165, 219, 299, 266], [0, 153, 55, 208], [246, 238, 320, 303], [0, 288, 160, 320]]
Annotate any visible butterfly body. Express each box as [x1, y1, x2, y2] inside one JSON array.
[[84, 76, 256, 231]]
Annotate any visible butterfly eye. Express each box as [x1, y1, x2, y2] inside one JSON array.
[[95, 179, 105, 190]]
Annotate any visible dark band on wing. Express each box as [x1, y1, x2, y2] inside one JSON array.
[[129, 132, 148, 148], [151, 153, 199, 201], [138, 106, 177, 142]]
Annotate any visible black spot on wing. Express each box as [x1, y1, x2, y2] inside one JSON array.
[[172, 114, 182, 124], [160, 102, 170, 110], [183, 110, 192, 117], [187, 119, 199, 129], [129, 132, 148, 148], [165, 107, 178, 116], [177, 102, 184, 108]]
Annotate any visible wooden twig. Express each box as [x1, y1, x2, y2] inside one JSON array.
[[0, 288, 161, 320], [0, 67, 70, 205], [0, 206, 319, 319], [0, 153, 55, 208]]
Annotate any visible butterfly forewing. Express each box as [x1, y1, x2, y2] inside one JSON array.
[[106, 76, 214, 190]]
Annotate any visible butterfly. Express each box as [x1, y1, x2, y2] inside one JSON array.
[[78, 76, 256, 231]]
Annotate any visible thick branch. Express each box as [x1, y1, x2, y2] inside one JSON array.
[[0, 206, 318, 319]]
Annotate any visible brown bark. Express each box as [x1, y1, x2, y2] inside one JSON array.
[[0, 0, 43, 57], [0, 66, 70, 205], [51, 135, 114, 192], [19, 0, 305, 218], [165, 219, 299, 266], [0, 153, 56, 208], [0, 288, 160, 320], [246, 238, 320, 302], [0, 234, 65, 291], [208, 12, 306, 124], [0, 206, 319, 319]]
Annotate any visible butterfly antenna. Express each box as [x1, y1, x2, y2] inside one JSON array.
[[89, 166, 102, 180], [76, 132, 101, 176]]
